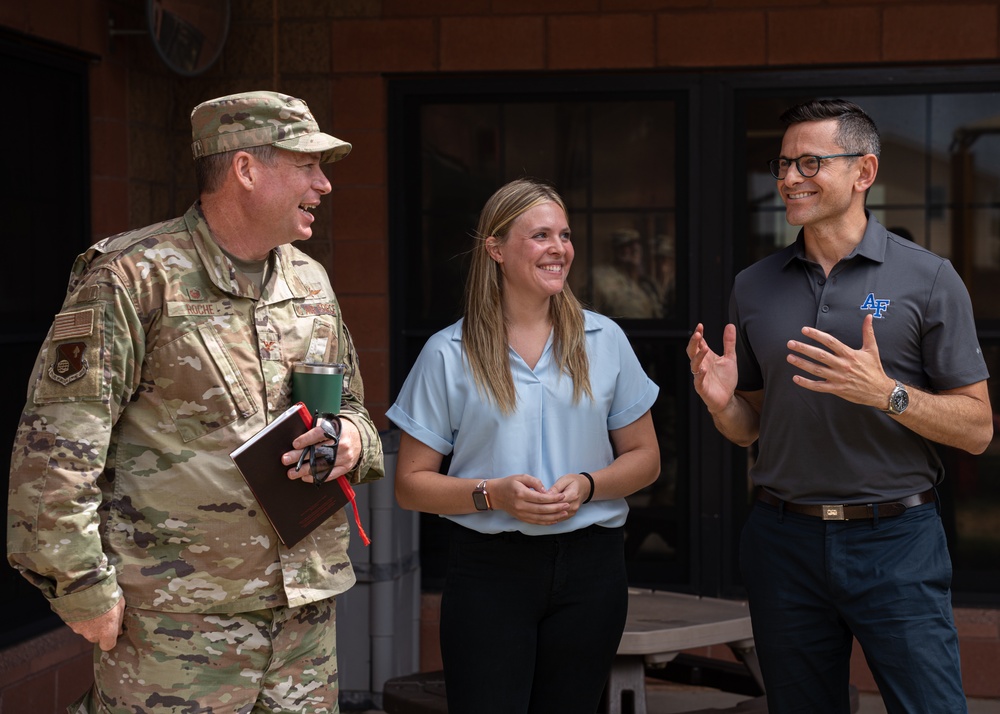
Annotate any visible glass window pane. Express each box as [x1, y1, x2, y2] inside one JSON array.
[[583, 214, 676, 320], [930, 94, 1000, 206], [968, 205, 1000, 320], [625, 336, 688, 586], [858, 95, 928, 208], [947, 342, 1000, 595], [414, 105, 501, 326], [592, 102, 676, 209], [504, 103, 589, 203], [422, 103, 501, 211]]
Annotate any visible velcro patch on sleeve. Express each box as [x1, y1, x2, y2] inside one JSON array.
[[48, 342, 89, 385], [52, 308, 94, 341], [35, 310, 106, 403]]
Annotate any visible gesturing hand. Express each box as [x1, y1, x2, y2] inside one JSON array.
[[786, 314, 894, 407], [687, 322, 739, 414]]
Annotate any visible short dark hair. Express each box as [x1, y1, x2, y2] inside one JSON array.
[[780, 99, 881, 158], [194, 144, 280, 194]]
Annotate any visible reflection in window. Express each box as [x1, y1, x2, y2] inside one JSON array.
[[416, 101, 681, 323], [589, 225, 676, 319]]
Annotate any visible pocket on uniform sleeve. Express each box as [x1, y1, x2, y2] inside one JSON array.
[[302, 317, 340, 364]]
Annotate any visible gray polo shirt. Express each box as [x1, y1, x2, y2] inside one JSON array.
[[732, 213, 989, 503]]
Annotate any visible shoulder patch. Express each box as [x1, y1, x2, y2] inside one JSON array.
[[35, 309, 107, 403], [48, 342, 89, 385], [52, 308, 94, 341]]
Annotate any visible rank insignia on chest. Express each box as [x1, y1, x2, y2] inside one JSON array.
[[48, 342, 89, 385]]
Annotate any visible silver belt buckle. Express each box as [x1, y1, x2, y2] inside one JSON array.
[[822, 504, 845, 520]]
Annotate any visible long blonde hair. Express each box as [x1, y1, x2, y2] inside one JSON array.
[[462, 177, 592, 414]]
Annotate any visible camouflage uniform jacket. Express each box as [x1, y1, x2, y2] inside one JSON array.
[[7, 203, 384, 624], [591, 265, 664, 319]]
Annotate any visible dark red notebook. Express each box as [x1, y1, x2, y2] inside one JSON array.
[[230, 402, 369, 547]]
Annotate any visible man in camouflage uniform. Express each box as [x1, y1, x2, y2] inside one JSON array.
[[590, 227, 663, 319], [7, 91, 384, 713]]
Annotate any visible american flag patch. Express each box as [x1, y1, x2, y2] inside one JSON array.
[[52, 309, 95, 341]]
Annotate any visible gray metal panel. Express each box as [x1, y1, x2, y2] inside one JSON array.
[[339, 429, 422, 709]]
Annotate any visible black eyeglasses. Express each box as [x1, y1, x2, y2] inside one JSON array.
[[768, 153, 865, 180]]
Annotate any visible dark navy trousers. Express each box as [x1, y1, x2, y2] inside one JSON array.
[[440, 522, 628, 714], [740, 498, 967, 713]]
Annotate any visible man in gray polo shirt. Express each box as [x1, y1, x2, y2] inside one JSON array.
[[687, 98, 992, 713]]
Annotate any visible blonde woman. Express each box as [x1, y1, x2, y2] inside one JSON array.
[[388, 177, 660, 714]]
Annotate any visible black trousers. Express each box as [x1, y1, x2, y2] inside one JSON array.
[[440, 522, 629, 714]]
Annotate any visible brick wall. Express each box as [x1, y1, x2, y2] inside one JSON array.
[[0, 627, 92, 713], [1, 0, 998, 710]]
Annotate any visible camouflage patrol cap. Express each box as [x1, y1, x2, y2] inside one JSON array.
[[190, 91, 352, 163], [654, 234, 675, 258], [611, 228, 641, 248]]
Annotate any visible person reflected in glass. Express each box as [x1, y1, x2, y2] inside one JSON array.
[[388, 177, 661, 714], [688, 98, 992, 713], [651, 233, 677, 317], [591, 227, 663, 318]]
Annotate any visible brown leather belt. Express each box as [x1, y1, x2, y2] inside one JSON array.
[[755, 488, 936, 521]]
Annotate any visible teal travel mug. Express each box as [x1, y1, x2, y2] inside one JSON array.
[[291, 362, 346, 416]]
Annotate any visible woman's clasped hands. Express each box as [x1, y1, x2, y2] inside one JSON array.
[[487, 473, 591, 525]]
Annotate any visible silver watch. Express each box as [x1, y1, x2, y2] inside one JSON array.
[[884, 380, 909, 415]]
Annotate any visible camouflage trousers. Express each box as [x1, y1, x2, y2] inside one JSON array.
[[69, 598, 340, 714]]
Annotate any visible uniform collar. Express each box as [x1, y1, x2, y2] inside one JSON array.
[[185, 202, 314, 300]]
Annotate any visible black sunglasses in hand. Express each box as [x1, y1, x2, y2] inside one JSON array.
[[294, 413, 342, 484]]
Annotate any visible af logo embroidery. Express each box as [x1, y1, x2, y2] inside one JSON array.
[[860, 293, 890, 318], [48, 342, 89, 385]]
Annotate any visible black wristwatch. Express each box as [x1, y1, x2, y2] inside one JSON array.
[[472, 479, 492, 511], [884, 380, 909, 415]]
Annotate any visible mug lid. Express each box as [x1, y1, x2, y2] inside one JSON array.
[[292, 361, 346, 375]]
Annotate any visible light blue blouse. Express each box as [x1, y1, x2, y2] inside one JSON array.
[[386, 310, 659, 535]]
